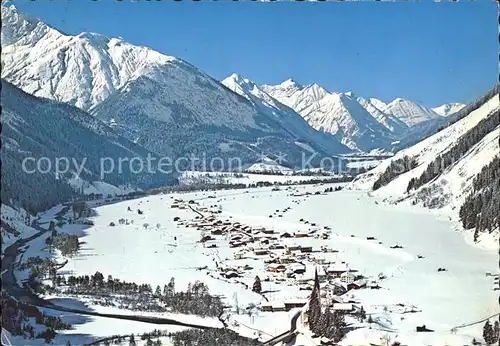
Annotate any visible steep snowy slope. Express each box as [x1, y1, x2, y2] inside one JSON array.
[[350, 91, 499, 214], [222, 74, 350, 156], [355, 96, 409, 134], [262, 82, 398, 151], [1, 81, 172, 213], [369, 98, 387, 111], [381, 98, 440, 126], [432, 102, 466, 117]]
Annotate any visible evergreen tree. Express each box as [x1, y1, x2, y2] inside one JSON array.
[[168, 277, 176, 295], [494, 320, 500, 344], [129, 334, 136, 346], [252, 276, 262, 294], [307, 268, 322, 334], [484, 320, 494, 345], [359, 306, 366, 322], [331, 311, 347, 342], [155, 285, 162, 297], [367, 315, 373, 329]]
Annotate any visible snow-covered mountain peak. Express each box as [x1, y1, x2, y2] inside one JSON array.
[[432, 102, 466, 117], [280, 78, 302, 89], [75, 31, 111, 45], [222, 73, 256, 93], [382, 98, 439, 126], [305, 82, 330, 99], [369, 98, 387, 111], [2, 5, 178, 110], [1, 4, 58, 45]]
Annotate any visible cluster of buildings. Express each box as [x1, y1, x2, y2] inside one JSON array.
[[171, 198, 377, 318]]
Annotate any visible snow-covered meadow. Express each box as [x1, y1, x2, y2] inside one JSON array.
[[48, 183, 498, 344]]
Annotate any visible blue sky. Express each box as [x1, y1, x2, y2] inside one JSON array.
[[10, 1, 497, 107]]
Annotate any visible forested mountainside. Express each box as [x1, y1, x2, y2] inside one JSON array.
[[350, 86, 499, 241], [459, 157, 499, 238], [1, 81, 173, 213], [90, 71, 346, 169]]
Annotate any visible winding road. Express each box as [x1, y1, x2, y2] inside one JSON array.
[[261, 310, 302, 346]]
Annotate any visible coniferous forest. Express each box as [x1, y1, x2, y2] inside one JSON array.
[[459, 156, 500, 237], [407, 109, 500, 193], [372, 156, 418, 190]]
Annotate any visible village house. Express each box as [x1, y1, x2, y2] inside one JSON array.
[[267, 263, 286, 273], [211, 229, 224, 235], [326, 266, 348, 278], [271, 301, 286, 312], [332, 303, 354, 313], [223, 271, 240, 279], [313, 256, 327, 265], [230, 234, 243, 242], [340, 272, 356, 284], [347, 279, 367, 290], [295, 231, 309, 238], [286, 244, 301, 252], [290, 263, 306, 274], [330, 295, 345, 305], [279, 255, 296, 264], [229, 241, 245, 248], [269, 243, 285, 250], [261, 302, 273, 312], [300, 246, 313, 253], [284, 299, 307, 311], [254, 248, 269, 256], [280, 232, 292, 238]]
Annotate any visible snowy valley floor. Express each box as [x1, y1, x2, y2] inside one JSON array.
[[7, 183, 499, 346]]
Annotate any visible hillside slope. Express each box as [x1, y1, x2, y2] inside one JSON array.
[[1, 81, 172, 213], [350, 89, 499, 244]]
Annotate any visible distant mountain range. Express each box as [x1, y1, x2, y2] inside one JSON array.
[[1, 4, 467, 164], [260, 79, 464, 151]]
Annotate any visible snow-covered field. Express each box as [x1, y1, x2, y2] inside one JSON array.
[[47, 184, 498, 344]]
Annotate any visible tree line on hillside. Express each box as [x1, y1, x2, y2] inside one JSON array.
[[170, 329, 260, 346], [407, 110, 500, 193], [59, 272, 225, 317], [459, 156, 500, 238], [372, 156, 418, 191]]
